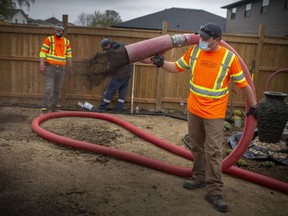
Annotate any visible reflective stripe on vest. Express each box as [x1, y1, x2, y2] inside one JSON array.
[[45, 36, 67, 63], [189, 46, 201, 81], [189, 46, 235, 99]]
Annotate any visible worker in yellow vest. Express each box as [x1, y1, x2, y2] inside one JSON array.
[[39, 23, 73, 111]]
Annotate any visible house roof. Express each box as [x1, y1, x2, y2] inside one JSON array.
[[27, 16, 75, 27], [221, 0, 256, 9], [44, 17, 61, 25], [112, 7, 226, 32]]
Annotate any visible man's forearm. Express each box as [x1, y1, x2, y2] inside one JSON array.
[[243, 85, 257, 107], [162, 61, 179, 73]]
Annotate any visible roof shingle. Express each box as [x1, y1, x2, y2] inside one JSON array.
[[113, 8, 226, 32]]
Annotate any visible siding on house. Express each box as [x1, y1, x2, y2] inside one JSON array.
[[222, 0, 288, 36], [5, 9, 28, 24], [12, 10, 27, 24]]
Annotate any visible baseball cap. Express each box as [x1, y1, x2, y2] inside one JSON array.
[[197, 23, 222, 39]]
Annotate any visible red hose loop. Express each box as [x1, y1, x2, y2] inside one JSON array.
[[219, 40, 257, 171], [32, 111, 288, 194], [32, 111, 192, 177], [265, 68, 288, 91]]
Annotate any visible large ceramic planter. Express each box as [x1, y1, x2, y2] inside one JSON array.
[[257, 91, 288, 143]]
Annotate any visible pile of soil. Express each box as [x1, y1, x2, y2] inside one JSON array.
[[0, 106, 287, 216]]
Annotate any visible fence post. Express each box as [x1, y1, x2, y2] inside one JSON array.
[[63, 14, 68, 37], [254, 24, 265, 98], [155, 21, 168, 111], [61, 14, 69, 107]]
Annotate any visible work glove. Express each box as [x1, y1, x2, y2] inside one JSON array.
[[246, 105, 258, 119], [151, 53, 164, 68]]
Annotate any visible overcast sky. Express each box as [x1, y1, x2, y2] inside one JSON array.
[[23, 0, 237, 24]]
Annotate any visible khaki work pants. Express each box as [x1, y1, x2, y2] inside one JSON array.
[[187, 112, 224, 195], [42, 65, 65, 108]]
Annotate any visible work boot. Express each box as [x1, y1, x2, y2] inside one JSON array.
[[95, 102, 109, 112], [40, 107, 48, 112], [51, 104, 61, 112], [205, 194, 228, 213], [40, 107, 49, 114], [115, 102, 124, 113], [183, 178, 206, 190]]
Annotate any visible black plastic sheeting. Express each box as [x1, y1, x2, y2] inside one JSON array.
[[228, 131, 288, 165]]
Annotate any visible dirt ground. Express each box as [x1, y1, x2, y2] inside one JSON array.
[[0, 106, 287, 216]]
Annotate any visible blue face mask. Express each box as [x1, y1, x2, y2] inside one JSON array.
[[199, 39, 211, 51]]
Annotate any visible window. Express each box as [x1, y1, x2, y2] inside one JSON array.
[[14, 18, 18, 23], [245, 3, 252, 17], [261, 0, 269, 14], [231, 7, 237, 19]]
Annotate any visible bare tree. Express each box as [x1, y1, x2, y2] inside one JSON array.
[[0, 0, 35, 16], [100, 10, 122, 27], [15, 0, 35, 8], [89, 10, 104, 27], [75, 9, 122, 27], [75, 13, 94, 26]]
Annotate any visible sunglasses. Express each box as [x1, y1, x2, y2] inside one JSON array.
[[200, 26, 216, 37]]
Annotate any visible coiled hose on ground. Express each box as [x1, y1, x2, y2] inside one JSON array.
[[32, 111, 288, 194]]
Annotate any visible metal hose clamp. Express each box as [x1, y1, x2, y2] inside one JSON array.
[[171, 34, 195, 48]]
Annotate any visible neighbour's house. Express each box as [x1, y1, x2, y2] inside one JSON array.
[[28, 16, 75, 27], [43, 17, 63, 26], [28, 17, 63, 27], [113, 7, 226, 32], [2, 8, 73, 27], [221, 0, 288, 36], [0, 15, 9, 24], [4, 9, 28, 24]]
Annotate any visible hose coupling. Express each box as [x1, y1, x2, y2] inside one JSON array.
[[171, 34, 195, 48]]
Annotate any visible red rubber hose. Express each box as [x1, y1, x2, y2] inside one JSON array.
[[31, 111, 288, 194], [32, 111, 192, 177], [265, 68, 288, 91], [220, 40, 257, 171]]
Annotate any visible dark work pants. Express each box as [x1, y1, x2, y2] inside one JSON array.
[[99, 75, 131, 112]]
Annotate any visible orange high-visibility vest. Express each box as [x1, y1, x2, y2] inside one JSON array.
[[176, 45, 248, 119], [39, 35, 72, 66]]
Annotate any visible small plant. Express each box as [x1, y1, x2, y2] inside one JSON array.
[[233, 110, 243, 119], [226, 149, 233, 155], [237, 159, 248, 166], [226, 149, 247, 166], [224, 121, 232, 130], [261, 161, 275, 167]]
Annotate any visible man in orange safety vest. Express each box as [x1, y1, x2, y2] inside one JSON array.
[[39, 23, 73, 111], [151, 23, 258, 213]]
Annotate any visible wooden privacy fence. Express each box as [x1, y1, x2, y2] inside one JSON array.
[[0, 21, 288, 112]]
